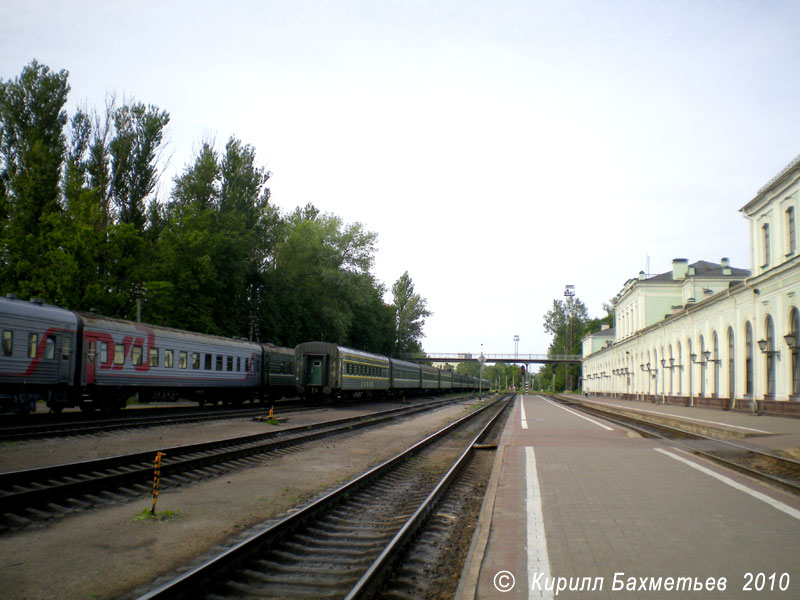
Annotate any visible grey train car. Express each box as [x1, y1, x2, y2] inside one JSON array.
[[0, 295, 295, 413], [78, 311, 263, 409], [0, 297, 79, 413]]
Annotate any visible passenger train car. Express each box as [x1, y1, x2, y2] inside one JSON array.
[[0, 296, 294, 413], [295, 341, 487, 399], [0, 296, 487, 413]]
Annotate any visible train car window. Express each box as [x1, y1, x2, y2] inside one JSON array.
[[226, 356, 233, 371], [99, 342, 108, 364], [62, 335, 71, 358], [45, 336, 56, 359], [149, 348, 159, 367], [204, 353, 212, 370], [179, 351, 187, 369], [192, 352, 201, 369], [1, 330, 12, 356], [216, 355, 223, 371], [245, 358, 250, 372], [132, 346, 143, 366], [114, 344, 125, 365], [237, 356, 241, 372], [28, 333, 39, 358], [165, 349, 174, 368]]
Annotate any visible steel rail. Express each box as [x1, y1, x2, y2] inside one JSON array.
[[0, 396, 469, 518], [136, 395, 510, 600], [344, 395, 512, 599]]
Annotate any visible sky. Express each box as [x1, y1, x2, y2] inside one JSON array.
[[2, 0, 799, 357]]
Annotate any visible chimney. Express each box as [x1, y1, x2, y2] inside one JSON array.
[[601, 324, 610, 331], [638, 270, 646, 281], [672, 258, 689, 280], [721, 257, 731, 275]]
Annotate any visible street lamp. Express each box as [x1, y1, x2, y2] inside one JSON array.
[[514, 335, 519, 359]]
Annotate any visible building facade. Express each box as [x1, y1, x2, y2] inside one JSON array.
[[582, 154, 800, 416]]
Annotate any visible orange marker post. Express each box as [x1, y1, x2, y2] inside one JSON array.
[[151, 451, 166, 514]]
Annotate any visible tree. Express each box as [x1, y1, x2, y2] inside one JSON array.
[[263, 204, 384, 348], [391, 271, 431, 354], [543, 295, 590, 391], [0, 60, 70, 299], [148, 136, 277, 336]]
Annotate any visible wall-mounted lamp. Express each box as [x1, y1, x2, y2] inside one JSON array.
[[660, 358, 667, 368], [691, 353, 701, 364], [640, 363, 646, 372], [757, 339, 780, 357], [784, 333, 799, 350]]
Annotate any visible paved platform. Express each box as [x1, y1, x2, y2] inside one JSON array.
[[564, 393, 800, 458], [457, 395, 800, 599]]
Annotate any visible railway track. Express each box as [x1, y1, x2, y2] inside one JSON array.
[[0, 398, 313, 441], [0, 396, 476, 532], [135, 395, 513, 600], [553, 395, 800, 494]]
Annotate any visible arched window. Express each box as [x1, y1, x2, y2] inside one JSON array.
[[727, 327, 735, 400], [765, 315, 776, 397], [677, 341, 683, 395], [787, 206, 796, 256], [762, 223, 771, 267], [745, 322, 753, 396], [699, 335, 706, 397], [712, 332, 720, 398], [790, 308, 800, 397], [688, 338, 694, 399], [668, 344, 674, 396]]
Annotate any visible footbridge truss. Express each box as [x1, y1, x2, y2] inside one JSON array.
[[397, 353, 582, 365]]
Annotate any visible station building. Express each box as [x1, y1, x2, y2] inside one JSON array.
[[582, 154, 800, 416]]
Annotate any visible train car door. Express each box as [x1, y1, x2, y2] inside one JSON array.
[[307, 356, 325, 386], [85, 339, 97, 384], [58, 334, 72, 382]]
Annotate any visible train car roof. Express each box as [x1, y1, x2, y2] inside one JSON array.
[[76, 311, 262, 350], [263, 343, 295, 355], [389, 357, 422, 370], [296, 341, 390, 363], [0, 296, 78, 325]]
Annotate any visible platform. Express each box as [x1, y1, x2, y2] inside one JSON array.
[[457, 394, 800, 599]]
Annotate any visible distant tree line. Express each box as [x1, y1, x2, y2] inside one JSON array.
[[0, 60, 430, 355]]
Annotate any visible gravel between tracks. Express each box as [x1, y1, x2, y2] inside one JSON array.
[[0, 399, 482, 600]]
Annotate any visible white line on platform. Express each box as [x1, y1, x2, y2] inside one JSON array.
[[655, 448, 800, 521], [598, 403, 770, 433], [541, 397, 614, 431], [520, 397, 528, 429], [526, 445, 553, 599]]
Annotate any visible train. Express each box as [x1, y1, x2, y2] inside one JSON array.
[[0, 295, 487, 414]]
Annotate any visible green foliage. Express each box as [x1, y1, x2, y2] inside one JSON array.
[[134, 508, 179, 521], [392, 271, 431, 354], [540, 294, 610, 391], [0, 60, 428, 357]]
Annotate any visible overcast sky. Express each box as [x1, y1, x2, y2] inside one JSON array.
[[2, 0, 799, 356]]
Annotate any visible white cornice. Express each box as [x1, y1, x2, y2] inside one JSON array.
[[741, 153, 800, 216]]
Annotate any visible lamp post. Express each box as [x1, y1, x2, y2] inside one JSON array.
[[564, 285, 575, 391]]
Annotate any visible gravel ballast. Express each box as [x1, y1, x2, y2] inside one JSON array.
[[0, 399, 483, 600]]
